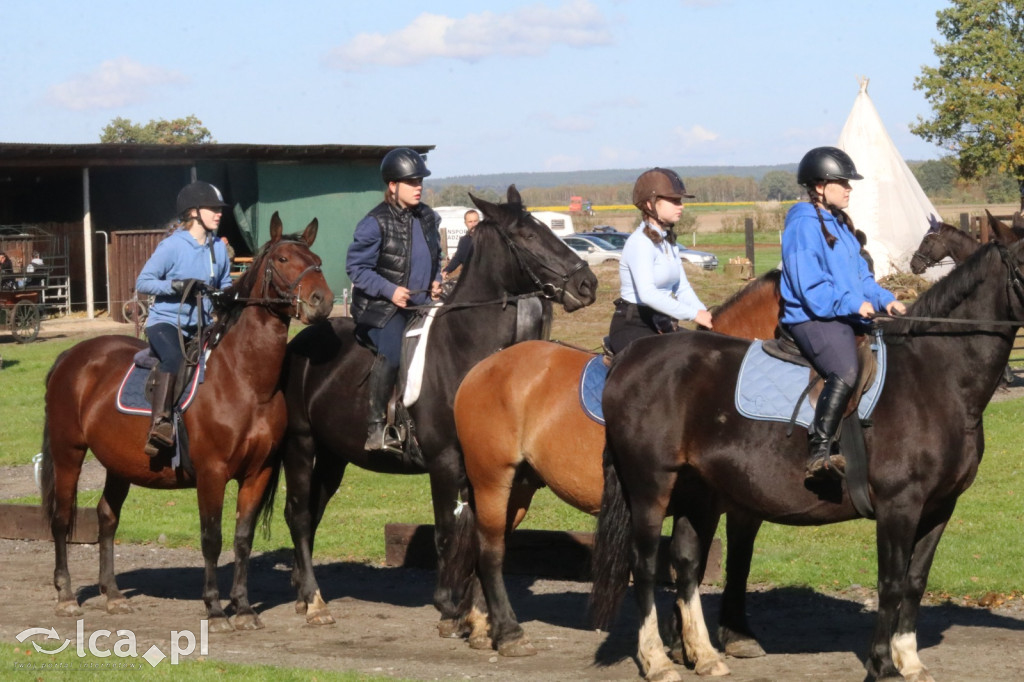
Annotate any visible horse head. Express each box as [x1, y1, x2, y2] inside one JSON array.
[[466, 185, 597, 312], [233, 211, 333, 324], [910, 229, 951, 274], [986, 209, 1024, 244]]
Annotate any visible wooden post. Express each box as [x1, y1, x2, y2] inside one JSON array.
[[960, 213, 970, 232], [744, 217, 755, 271]]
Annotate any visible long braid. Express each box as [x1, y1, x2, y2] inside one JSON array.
[[809, 187, 857, 249]]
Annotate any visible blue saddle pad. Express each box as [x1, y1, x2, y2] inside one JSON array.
[[735, 339, 886, 428], [579, 355, 608, 425], [115, 349, 205, 416]]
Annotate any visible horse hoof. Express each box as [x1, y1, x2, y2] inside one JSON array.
[[233, 613, 264, 631], [207, 617, 234, 633], [468, 633, 493, 650], [647, 667, 683, 682], [306, 610, 336, 626], [497, 638, 537, 657], [106, 598, 133, 615], [695, 657, 730, 677], [55, 601, 82, 617], [438, 618, 465, 639], [723, 638, 766, 659]]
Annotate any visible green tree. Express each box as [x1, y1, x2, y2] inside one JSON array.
[[758, 170, 801, 201], [911, 0, 1024, 207], [99, 115, 214, 144], [912, 158, 960, 196]]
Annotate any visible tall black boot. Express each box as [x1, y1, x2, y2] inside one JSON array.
[[365, 356, 404, 456], [805, 374, 854, 480], [145, 370, 177, 457]]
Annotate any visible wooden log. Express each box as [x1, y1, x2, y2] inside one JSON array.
[[384, 523, 721, 584], [0, 504, 98, 543]]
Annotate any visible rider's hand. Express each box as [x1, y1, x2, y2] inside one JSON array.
[[858, 301, 876, 318], [886, 300, 906, 316], [430, 280, 443, 301], [170, 279, 207, 296], [391, 286, 410, 308], [694, 309, 713, 330]]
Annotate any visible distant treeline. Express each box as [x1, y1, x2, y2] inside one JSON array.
[[425, 159, 1020, 208]]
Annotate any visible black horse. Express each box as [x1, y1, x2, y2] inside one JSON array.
[[282, 186, 598, 634], [591, 240, 1024, 682]]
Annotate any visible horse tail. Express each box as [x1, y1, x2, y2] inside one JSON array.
[[438, 482, 480, 621], [41, 350, 74, 539], [256, 455, 282, 540], [589, 440, 633, 630]]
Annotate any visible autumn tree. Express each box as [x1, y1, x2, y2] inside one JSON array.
[[99, 115, 214, 144], [911, 0, 1024, 208]]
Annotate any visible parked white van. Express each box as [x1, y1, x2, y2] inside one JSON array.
[[528, 211, 575, 238]]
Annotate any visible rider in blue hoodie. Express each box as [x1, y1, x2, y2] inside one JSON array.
[[136, 181, 232, 456], [780, 147, 905, 480]]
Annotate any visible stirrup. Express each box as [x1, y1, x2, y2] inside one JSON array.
[[144, 423, 174, 457], [364, 423, 404, 456]]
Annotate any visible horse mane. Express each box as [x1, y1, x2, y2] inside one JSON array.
[[710, 269, 781, 317], [883, 242, 1002, 339]]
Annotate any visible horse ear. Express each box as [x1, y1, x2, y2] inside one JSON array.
[[470, 192, 497, 219], [302, 218, 318, 247], [986, 209, 1014, 243], [506, 184, 522, 206], [269, 211, 283, 243]]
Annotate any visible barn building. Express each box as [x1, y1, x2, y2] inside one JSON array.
[[0, 142, 434, 319]]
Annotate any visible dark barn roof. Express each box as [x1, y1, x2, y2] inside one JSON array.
[[0, 142, 435, 168]]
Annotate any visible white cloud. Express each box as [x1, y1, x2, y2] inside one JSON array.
[[673, 124, 719, 148], [325, 0, 612, 71], [46, 57, 186, 111]]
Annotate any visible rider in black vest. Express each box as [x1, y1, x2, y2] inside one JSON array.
[[347, 148, 442, 455]]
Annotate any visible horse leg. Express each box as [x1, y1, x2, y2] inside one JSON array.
[[889, 513, 952, 682], [283, 431, 343, 624], [96, 474, 133, 614], [717, 511, 767, 658], [196, 475, 232, 633], [632, 503, 682, 682], [429, 452, 479, 639], [227, 468, 275, 631], [666, 501, 728, 676], [47, 442, 85, 617], [474, 479, 539, 656], [868, 511, 921, 681]]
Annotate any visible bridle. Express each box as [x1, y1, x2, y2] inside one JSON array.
[[237, 237, 323, 319], [493, 213, 588, 301], [910, 232, 951, 270]]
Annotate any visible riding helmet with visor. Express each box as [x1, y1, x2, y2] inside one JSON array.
[[632, 168, 695, 213], [381, 148, 431, 183], [176, 181, 228, 217], [796, 147, 863, 187]]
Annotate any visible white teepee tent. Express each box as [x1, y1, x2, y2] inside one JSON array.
[[836, 78, 949, 280]]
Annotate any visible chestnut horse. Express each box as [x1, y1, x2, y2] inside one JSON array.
[[453, 269, 781, 656], [281, 186, 598, 631], [592, 240, 1024, 681], [41, 213, 332, 631]]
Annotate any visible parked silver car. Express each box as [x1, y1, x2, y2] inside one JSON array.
[[578, 230, 718, 270], [562, 235, 622, 266]]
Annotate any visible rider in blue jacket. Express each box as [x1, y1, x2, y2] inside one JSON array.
[[780, 147, 905, 479], [136, 181, 232, 456]]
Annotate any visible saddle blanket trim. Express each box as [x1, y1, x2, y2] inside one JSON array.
[[734, 339, 887, 428], [115, 353, 205, 416]]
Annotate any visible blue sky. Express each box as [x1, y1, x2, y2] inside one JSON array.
[[0, 0, 949, 178]]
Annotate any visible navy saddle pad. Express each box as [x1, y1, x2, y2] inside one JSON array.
[[115, 349, 205, 416], [735, 339, 887, 428], [579, 354, 608, 425]]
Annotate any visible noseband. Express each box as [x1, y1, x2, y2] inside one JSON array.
[[493, 215, 588, 300], [243, 238, 323, 318], [911, 233, 949, 269]]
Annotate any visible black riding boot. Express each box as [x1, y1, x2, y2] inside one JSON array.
[[805, 374, 854, 480], [145, 370, 177, 457], [365, 356, 404, 456]]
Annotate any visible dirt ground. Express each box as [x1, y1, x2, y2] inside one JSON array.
[[4, 323, 1024, 680]]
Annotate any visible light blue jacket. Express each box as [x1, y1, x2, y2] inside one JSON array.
[[136, 228, 232, 330], [619, 222, 705, 320], [780, 202, 894, 325]]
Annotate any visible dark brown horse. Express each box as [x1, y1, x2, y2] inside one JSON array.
[[910, 213, 1022, 275], [281, 186, 598, 632], [591, 240, 1024, 681], [41, 213, 332, 631], [453, 270, 781, 657]]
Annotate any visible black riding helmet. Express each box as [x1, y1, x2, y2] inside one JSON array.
[[796, 147, 863, 187], [381, 148, 431, 183], [176, 181, 228, 217]]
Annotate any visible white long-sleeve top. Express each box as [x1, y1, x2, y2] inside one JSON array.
[[618, 222, 705, 321]]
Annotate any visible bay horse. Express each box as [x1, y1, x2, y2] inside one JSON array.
[[41, 213, 332, 631], [591, 239, 1024, 681], [454, 270, 783, 656], [281, 186, 598, 631]]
